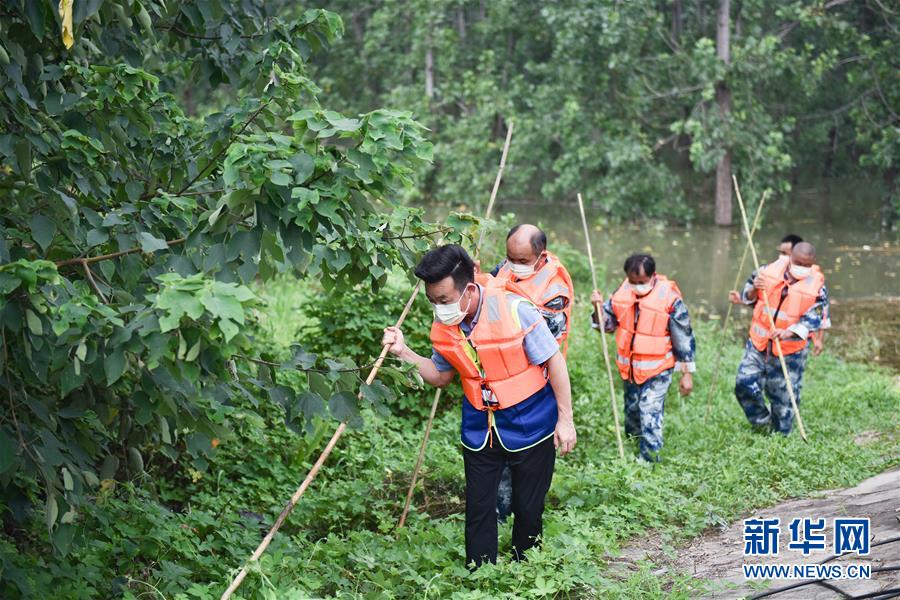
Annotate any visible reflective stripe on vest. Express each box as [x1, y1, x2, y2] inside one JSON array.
[[748, 261, 824, 357], [497, 252, 574, 355], [617, 351, 674, 371], [610, 275, 680, 384]]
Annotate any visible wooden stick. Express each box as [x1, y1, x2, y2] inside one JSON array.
[[221, 281, 423, 600], [399, 123, 515, 529], [576, 193, 625, 459], [704, 190, 768, 421], [475, 122, 514, 259], [397, 388, 441, 528], [732, 176, 808, 442]]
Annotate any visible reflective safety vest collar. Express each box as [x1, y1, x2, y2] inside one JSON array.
[[610, 275, 680, 384], [430, 281, 549, 411], [495, 251, 575, 355], [749, 261, 825, 356]]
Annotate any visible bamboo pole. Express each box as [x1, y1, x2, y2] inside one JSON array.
[[732, 176, 808, 442], [576, 194, 625, 459], [221, 282, 423, 600], [398, 121, 514, 529], [476, 122, 515, 256], [704, 191, 768, 421], [397, 388, 441, 529]]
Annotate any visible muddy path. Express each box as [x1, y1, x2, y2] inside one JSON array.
[[613, 467, 900, 599]]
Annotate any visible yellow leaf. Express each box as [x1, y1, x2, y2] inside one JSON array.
[[58, 0, 74, 49]]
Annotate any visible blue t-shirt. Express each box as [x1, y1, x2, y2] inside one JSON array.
[[431, 285, 560, 451]]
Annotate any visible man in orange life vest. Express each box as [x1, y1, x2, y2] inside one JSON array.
[[381, 244, 576, 567], [590, 254, 696, 462], [489, 224, 575, 349], [730, 234, 829, 356], [733, 241, 829, 434], [482, 224, 575, 521]]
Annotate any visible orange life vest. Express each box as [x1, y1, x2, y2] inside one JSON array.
[[748, 261, 825, 356], [610, 275, 681, 384], [430, 281, 549, 411], [494, 252, 575, 355]]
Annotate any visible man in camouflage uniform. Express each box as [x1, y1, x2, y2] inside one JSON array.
[[733, 242, 829, 434], [591, 254, 696, 462]]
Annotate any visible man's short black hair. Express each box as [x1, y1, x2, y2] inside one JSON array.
[[507, 224, 547, 254], [623, 254, 655, 277], [414, 244, 475, 292], [781, 234, 803, 247]]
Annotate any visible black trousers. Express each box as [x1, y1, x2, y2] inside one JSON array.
[[462, 436, 556, 567]]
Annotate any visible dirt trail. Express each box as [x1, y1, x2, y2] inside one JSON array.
[[614, 468, 900, 599]]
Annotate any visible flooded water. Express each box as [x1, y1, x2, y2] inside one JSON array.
[[425, 178, 900, 367]]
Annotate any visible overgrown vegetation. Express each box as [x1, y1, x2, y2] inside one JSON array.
[[3, 258, 897, 598], [0, 2, 897, 599]]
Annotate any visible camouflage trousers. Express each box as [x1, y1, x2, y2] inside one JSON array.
[[734, 339, 808, 435], [623, 369, 673, 462]]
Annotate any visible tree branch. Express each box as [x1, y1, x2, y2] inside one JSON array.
[[55, 237, 187, 268], [383, 227, 451, 241], [232, 354, 396, 374], [81, 260, 108, 303], [176, 102, 271, 196]]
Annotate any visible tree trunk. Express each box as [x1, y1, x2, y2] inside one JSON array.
[[883, 167, 897, 231], [425, 30, 434, 100], [456, 7, 466, 42], [714, 0, 732, 226], [671, 0, 683, 43]]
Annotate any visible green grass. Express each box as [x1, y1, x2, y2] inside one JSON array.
[[2, 278, 898, 599]]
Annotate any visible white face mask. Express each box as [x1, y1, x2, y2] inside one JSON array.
[[790, 264, 812, 279], [507, 254, 542, 278], [433, 286, 473, 326], [630, 281, 653, 296]]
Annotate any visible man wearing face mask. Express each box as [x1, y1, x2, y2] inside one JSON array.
[[729, 234, 829, 356], [381, 244, 576, 568], [733, 242, 829, 435], [589, 254, 696, 463], [490, 224, 575, 351], [484, 224, 575, 522]]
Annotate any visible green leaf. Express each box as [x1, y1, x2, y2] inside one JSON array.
[[31, 214, 56, 252], [127, 447, 144, 473], [82, 470, 99, 487], [200, 294, 245, 324], [14, 139, 32, 180], [292, 391, 325, 422], [86, 228, 109, 248], [308, 372, 330, 398], [328, 391, 360, 423], [61, 467, 74, 491], [104, 346, 126, 385], [270, 170, 291, 187], [99, 455, 119, 481], [290, 153, 315, 183], [25, 309, 42, 335], [218, 318, 239, 342], [286, 344, 316, 369], [46, 495, 58, 533], [185, 338, 201, 362], [159, 416, 171, 445], [140, 232, 169, 253]]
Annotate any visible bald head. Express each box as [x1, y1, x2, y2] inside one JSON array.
[[791, 241, 816, 267], [506, 224, 547, 264]]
